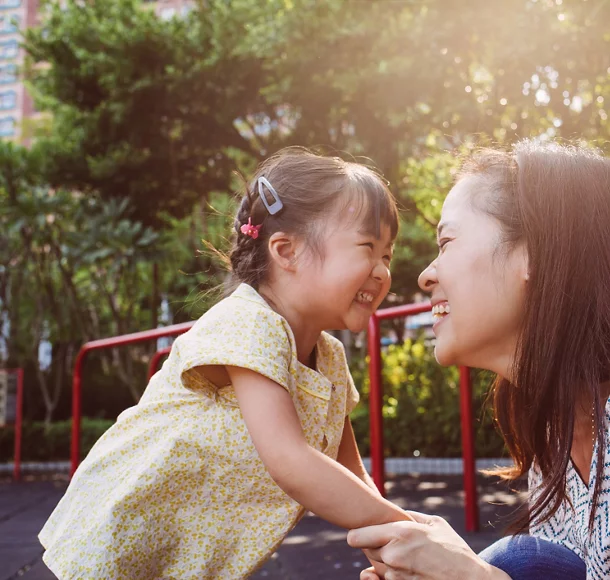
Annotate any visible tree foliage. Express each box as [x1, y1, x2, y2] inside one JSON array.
[[4, 0, 609, 424]]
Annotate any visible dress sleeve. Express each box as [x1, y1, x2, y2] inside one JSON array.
[[174, 301, 293, 397]]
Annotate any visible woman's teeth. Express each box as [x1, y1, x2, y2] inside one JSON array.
[[356, 291, 375, 304], [432, 303, 451, 319]]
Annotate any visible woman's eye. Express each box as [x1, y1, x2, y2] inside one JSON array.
[[360, 242, 374, 250], [438, 238, 451, 251]]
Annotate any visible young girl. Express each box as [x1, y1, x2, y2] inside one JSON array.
[[39, 148, 410, 579]]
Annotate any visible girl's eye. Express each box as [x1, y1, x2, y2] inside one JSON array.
[[383, 254, 392, 263], [360, 242, 374, 250]]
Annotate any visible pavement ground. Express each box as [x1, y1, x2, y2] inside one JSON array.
[[0, 473, 526, 580]]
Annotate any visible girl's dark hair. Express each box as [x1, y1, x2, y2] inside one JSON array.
[[459, 140, 610, 533], [228, 147, 399, 292]]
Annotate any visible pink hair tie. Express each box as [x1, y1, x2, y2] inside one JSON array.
[[240, 217, 262, 239]]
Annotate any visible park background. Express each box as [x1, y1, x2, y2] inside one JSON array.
[[1, 0, 609, 466]]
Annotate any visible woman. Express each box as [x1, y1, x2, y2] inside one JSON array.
[[348, 140, 610, 579]]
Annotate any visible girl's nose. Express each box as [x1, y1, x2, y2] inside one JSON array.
[[372, 261, 391, 283], [418, 259, 438, 292]]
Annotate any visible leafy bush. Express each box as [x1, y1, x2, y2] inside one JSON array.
[[0, 418, 114, 462], [351, 336, 506, 458]]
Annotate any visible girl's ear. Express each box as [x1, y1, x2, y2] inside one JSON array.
[[268, 232, 299, 272]]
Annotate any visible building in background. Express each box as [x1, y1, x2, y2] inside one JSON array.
[[0, 0, 193, 143], [148, 0, 193, 20], [0, 0, 38, 142]]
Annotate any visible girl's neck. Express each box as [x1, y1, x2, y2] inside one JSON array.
[[258, 285, 322, 367]]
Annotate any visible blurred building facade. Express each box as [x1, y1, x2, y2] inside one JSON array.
[[1, 0, 193, 142], [0, 0, 38, 141]]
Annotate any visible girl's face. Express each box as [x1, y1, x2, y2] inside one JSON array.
[[295, 213, 394, 334], [418, 176, 528, 377]]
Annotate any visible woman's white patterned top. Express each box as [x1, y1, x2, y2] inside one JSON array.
[[529, 396, 610, 580], [39, 283, 360, 579]]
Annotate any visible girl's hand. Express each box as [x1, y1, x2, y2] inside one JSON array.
[[348, 511, 511, 580]]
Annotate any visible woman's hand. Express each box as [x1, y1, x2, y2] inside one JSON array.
[[348, 511, 511, 580]]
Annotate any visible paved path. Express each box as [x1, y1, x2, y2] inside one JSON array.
[[1, 474, 525, 579]]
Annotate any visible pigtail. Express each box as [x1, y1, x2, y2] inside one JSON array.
[[228, 185, 269, 291]]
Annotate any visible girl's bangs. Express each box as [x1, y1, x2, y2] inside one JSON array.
[[336, 173, 399, 239]]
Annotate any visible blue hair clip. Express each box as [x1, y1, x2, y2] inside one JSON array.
[[257, 176, 284, 216]]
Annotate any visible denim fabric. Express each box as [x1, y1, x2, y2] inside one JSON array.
[[479, 535, 586, 580]]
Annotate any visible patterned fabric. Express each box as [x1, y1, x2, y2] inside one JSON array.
[[529, 396, 610, 580], [39, 284, 360, 580]]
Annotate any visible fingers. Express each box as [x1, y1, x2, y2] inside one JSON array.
[[364, 547, 384, 563], [348, 520, 425, 549], [360, 567, 380, 580], [348, 524, 393, 549], [403, 510, 437, 524]]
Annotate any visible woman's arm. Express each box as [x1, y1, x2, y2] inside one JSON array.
[[227, 366, 411, 529]]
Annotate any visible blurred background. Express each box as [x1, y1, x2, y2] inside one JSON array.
[[1, 0, 609, 464]]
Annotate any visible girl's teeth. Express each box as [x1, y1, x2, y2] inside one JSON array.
[[357, 292, 374, 304]]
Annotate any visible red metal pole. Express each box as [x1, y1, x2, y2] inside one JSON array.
[[70, 321, 194, 476], [368, 314, 385, 496], [374, 302, 432, 320], [70, 350, 86, 477], [13, 368, 23, 482], [147, 346, 172, 381], [459, 366, 479, 532]]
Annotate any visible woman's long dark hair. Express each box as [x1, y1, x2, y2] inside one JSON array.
[[460, 140, 610, 532]]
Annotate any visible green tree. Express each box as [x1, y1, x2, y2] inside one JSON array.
[[1, 141, 168, 421], [25, 0, 610, 301], [24, 0, 270, 227]]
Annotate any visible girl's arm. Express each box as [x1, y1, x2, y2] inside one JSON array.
[[226, 366, 410, 529], [337, 417, 380, 494]]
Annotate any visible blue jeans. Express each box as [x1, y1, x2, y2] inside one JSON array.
[[479, 535, 586, 579]]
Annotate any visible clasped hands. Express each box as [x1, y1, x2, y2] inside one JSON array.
[[348, 510, 502, 580]]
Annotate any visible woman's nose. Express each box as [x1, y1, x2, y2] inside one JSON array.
[[418, 260, 437, 292]]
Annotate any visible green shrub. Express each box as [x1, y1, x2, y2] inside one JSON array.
[[350, 336, 506, 458], [0, 418, 114, 462]]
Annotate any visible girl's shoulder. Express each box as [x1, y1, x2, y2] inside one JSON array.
[[200, 283, 285, 331], [179, 283, 293, 357]]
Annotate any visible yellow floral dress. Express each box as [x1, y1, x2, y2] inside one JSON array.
[[39, 283, 360, 580]]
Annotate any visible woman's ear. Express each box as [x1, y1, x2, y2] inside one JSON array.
[[268, 232, 299, 272], [517, 242, 530, 282]]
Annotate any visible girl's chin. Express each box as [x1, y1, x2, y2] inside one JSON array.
[[433, 345, 458, 368]]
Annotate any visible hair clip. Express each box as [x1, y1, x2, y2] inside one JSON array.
[[257, 176, 284, 215], [240, 217, 262, 239]]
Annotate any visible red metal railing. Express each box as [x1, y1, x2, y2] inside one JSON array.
[[147, 346, 172, 381], [3, 368, 24, 481], [14, 368, 23, 482], [71, 322, 194, 476], [368, 302, 479, 532]]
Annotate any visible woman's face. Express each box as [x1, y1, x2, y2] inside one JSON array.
[[418, 176, 528, 377]]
